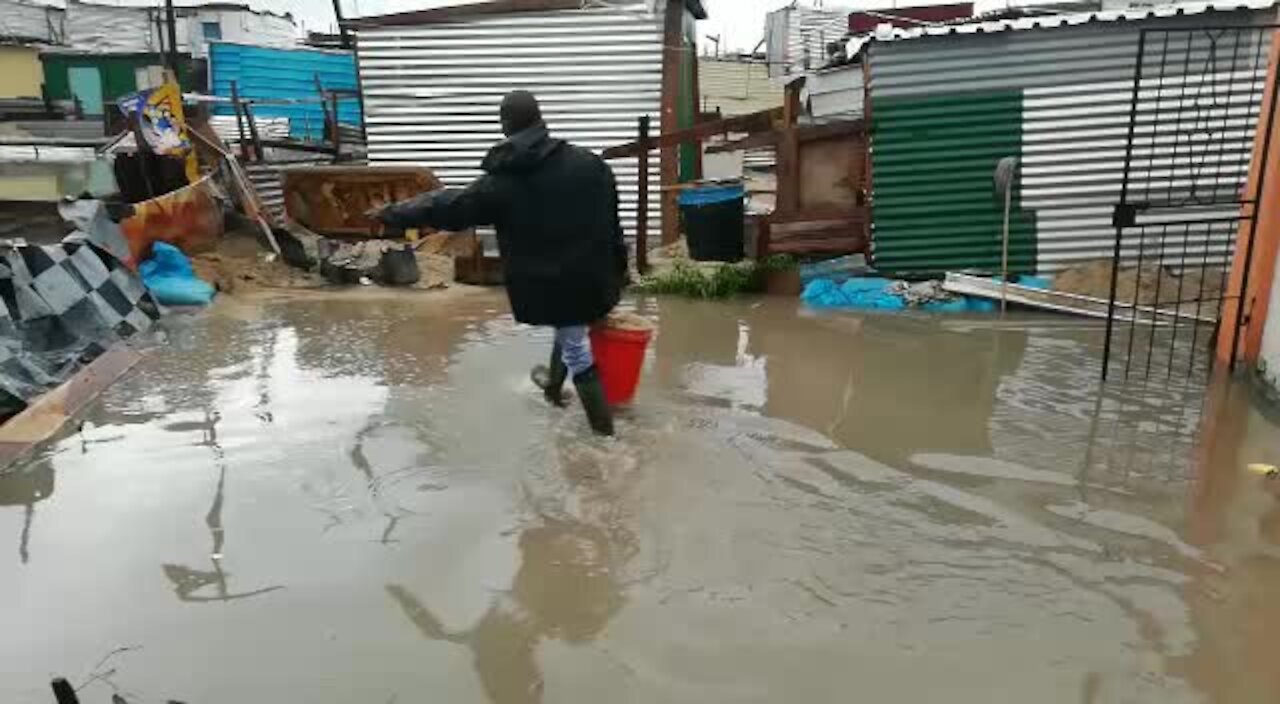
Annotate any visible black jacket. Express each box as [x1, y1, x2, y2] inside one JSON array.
[[382, 123, 627, 327]]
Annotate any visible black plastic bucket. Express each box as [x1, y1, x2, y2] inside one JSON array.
[[679, 185, 745, 262]]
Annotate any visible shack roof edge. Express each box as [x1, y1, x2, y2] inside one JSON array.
[[346, 0, 707, 29]]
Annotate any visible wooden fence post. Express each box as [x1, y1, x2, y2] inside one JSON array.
[[637, 114, 651, 276]]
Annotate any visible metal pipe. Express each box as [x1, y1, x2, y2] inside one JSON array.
[[1103, 29, 1149, 382], [165, 0, 180, 78]]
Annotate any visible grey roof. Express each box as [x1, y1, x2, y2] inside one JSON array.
[[873, 0, 1278, 42]]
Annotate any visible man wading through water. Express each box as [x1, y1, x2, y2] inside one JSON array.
[[374, 91, 627, 436]]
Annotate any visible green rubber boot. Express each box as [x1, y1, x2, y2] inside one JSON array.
[[573, 366, 614, 437], [531, 342, 569, 407]]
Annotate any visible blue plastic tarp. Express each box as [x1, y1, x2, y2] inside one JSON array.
[[140, 243, 215, 306], [801, 275, 1053, 313]]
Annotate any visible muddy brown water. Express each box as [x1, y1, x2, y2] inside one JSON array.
[[2, 290, 1280, 703]]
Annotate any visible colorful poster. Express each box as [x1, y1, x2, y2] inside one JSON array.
[[117, 81, 198, 182]]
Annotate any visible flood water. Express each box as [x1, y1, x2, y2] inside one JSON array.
[[2, 289, 1280, 703]]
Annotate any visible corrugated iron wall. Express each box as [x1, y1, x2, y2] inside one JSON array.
[[355, 2, 666, 245], [209, 42, 361, 142], [806, 63, 864, 123], [699, 58, 782, 116], [867, 8, 1275, 275]]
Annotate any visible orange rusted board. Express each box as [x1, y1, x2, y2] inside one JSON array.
[[119, 173, 225, 267], [281, 166, 442, 238]]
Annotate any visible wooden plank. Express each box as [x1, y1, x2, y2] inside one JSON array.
[[687, 119, 866, 156], [602, 108, 783, 159], [775, 128, 801, 215], [768, 238, 863, 255], [942, 273, 1218, 324], [706, 130, 780, 155], [763, 211, 868, 257], [0, 343, 144, 470], [659, 0, 682, 246]]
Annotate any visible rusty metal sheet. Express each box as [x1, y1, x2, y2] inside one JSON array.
[[281, 166, 441, 238], [119, 173, 226, 267]]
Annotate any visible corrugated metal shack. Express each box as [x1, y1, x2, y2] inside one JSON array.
[[351, 0, 708, 246], [209, 42, 361, 141], [864, 1, 1279, 276], [764, 4, 851, 78]]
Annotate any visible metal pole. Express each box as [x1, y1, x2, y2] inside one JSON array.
[[1103, 29, 1149, 381], [332, 0, 352, 49], [230, 81, 249, 161], [637, 114, 651, 276], [243, 101, 264, 162], [165, 0, 180, 77], [1001, 181, 1012, 313]]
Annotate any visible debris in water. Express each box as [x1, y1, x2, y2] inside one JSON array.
[[1247, 463, 1279, 478]]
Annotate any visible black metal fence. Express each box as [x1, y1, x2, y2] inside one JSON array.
[[1105, 25, 1280, 382]]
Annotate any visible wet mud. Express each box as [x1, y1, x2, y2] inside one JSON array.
[[2, 291, 1280, 703]]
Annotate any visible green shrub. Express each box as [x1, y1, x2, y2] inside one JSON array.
[[633, 255, 796, 299]]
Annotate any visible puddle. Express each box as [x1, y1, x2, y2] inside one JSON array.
[[2, 291, 1279, 703]]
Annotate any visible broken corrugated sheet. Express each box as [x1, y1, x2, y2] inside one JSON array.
[[867, 1, 1277, 276], [207, 115, 291, 145], [355, 1, 666, 245], [209, 41, 361, 142]]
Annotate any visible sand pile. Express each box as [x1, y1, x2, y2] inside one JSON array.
[[417, 231, 479, 258], [1054, 260, 1226, 306], [191, 233, 322, 293]]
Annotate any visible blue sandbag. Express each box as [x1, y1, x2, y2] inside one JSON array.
[[140, 242, 215, 306]]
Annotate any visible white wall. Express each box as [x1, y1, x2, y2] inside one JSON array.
[[1257, 251, 1280, 390], [183, 8, 296, 58]]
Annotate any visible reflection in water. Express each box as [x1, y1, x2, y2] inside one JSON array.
[[0, 463, 53, 564], [388, 518, 625, 704], [161, 410, 283, 603], [389, 431, 635, 704]]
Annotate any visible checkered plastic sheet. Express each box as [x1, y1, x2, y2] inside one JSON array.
[[0, 238, 160, 420]]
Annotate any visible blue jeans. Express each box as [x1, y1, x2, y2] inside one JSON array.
[[555, 326, 594, 377]]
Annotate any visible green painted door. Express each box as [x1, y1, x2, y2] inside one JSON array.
[[68, 66, 103, 115]]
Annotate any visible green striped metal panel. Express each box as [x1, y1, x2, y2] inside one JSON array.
[[871, 91, 1036, 276]]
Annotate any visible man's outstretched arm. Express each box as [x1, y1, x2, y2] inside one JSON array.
[[377, 175, 502, 232]]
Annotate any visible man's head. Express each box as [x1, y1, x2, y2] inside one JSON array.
[[500, 90, 543, 137]]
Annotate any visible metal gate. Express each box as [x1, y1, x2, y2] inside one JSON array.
[[1104, 25, 1280, 381]]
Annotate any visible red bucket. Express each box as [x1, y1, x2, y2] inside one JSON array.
[[589, 324, 653, 406]]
